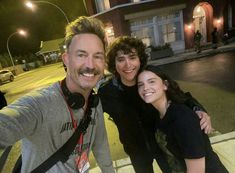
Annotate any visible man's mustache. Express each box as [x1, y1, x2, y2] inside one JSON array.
[[79, 68, 101, 75]]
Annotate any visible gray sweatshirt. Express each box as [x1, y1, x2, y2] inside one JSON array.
[[0, 82, 114, 173]]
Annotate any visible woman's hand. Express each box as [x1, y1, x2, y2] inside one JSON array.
[[196, 111, 213, 134]]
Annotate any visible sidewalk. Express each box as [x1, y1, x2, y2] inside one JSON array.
[[90, 42, 235, 173], [148, 41, 235, 66], [90, 132, 235, 173]]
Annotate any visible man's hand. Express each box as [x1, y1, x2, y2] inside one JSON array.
[[196, 111, 213, 134]]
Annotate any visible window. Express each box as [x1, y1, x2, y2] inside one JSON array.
[[158, 22, 181, 44], [130, 11, 183, 48], [130, 18, 154, 46], [156, 12, 182, 45], [95, 0, 110, 13], [105, 26, 115, 44]]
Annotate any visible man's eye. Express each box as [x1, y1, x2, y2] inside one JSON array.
[[77, 54, 86, 58], [94, 55, 104, 60]]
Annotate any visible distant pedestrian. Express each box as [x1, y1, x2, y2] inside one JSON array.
[[194, 30, 202, 53], [222, 32, 229, 45], [212, 27, 218, 49]]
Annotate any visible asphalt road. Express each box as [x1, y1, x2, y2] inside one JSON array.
[[0, 63, 66, 103], [158, 50, 235, 92]]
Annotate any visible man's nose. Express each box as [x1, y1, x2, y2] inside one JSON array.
[[85, 56, 95, 68]]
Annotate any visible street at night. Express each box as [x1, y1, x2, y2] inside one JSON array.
[[1, 0, 235, 172], [159, 50, 235, 93]]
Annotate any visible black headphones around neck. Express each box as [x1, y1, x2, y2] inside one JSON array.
[[60, 79, 99, 109]]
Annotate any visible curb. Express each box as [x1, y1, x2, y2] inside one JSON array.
[[210, 131, 235, 144], [148, 43, 235, 66]]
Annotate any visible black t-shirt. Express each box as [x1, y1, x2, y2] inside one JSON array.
[[156, 102, 228, 173]]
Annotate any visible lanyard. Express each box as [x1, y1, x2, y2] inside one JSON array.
[[67, 105, 78, 129], [67, 105, 84, 153], [59, 83, 85, 152]]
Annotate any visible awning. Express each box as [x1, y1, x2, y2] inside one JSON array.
[[124, 3, 186, 20], [36, 38, 64, 55]]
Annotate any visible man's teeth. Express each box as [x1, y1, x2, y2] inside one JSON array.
[[83, 73, 94, 77]]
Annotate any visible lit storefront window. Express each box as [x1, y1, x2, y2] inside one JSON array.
[[105, 26, 114, 44], [130, 11, 184, 51], [130, 18, 154, 46], [158, 22, 181, 44], [156, 12, 182, 45], [130, 12, 182, 46]]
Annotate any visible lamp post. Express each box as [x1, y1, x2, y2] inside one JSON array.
[[25, 1, 70, 24], [6, 29, 27, 74]]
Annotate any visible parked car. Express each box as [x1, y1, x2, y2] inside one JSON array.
[[0, 70, 14, 85]]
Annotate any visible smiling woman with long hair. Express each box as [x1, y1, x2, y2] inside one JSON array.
[[137, 65, 228, 173]]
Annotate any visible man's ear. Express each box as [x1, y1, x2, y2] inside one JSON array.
[[62, 52, 69, 67]]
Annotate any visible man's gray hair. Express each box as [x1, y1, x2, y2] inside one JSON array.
[[64, 16, 106, 50]]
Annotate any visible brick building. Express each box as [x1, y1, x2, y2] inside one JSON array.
[[85, 0, 235, 52]]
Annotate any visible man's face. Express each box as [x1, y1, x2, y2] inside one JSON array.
[[115, 48, 141, 86], [63, 34, 105, 92]]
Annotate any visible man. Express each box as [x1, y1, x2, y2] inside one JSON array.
[[98, 36, 212, 173], [0, 16, 114, 173], [212, 27, 218, 49], [194, 30, 202, 53]]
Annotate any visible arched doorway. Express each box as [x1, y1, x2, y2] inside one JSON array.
[[193, 2, 213, 44], [193, 5, 207, 43]]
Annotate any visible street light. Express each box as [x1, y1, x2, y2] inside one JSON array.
[[6, 29, 27, 74], [25, 1, 70, 24]]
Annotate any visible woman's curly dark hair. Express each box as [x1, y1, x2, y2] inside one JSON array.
[[106, 36, 148, 78], [142, 65, 188, 103]]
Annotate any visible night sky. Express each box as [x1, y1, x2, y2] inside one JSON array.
[[0, 0, 87, 56]]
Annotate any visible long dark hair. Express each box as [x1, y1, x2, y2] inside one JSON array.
[[142, 65, 187, 103]]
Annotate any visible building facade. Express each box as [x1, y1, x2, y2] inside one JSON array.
[[85, 0, 235, 52]]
